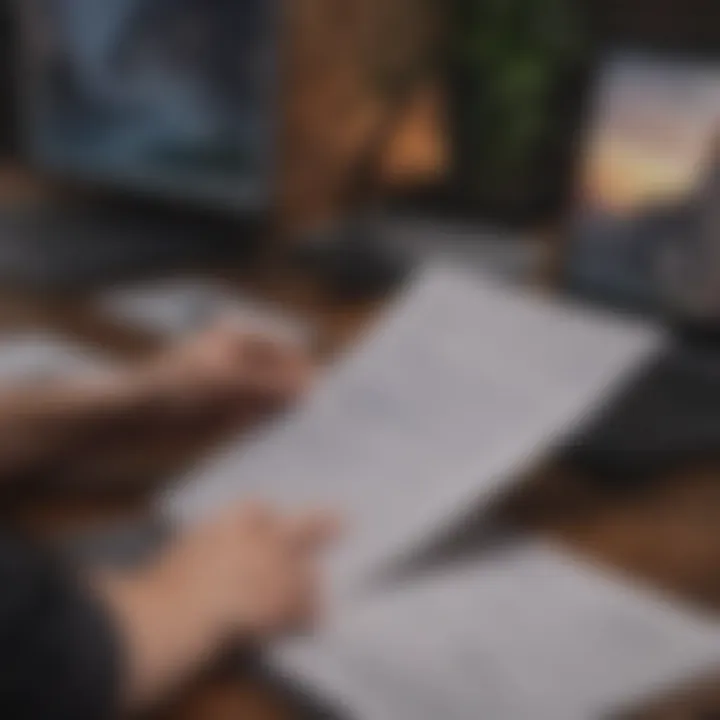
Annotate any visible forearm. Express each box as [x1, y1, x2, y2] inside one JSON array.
[[0, 324, 312, 484], [0, 369, 164, 481], [97, 558, 230, 712]]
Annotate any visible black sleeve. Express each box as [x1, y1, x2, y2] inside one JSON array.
[[0, 530, 121, 720]]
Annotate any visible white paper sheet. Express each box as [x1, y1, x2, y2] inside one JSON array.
[[0, 333, 111, 381], [272, 542, 720, 720], [99, 278, 310, 343], [163, 264, 661, 592]]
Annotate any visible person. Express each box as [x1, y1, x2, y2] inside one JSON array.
[[0, 324, 337, 719]]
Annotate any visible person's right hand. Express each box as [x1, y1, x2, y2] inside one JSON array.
[[155, 503, 339, 640], [98, 503, 339, 711]]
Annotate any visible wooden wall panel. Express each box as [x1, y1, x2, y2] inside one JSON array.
[[277, 0, 441, 238]]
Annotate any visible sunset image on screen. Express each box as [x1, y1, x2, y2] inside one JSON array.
[[580, 56, 720, 218], [567, 53, 720, 312]]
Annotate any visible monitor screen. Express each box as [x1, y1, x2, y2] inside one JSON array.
[[15, 0, 277, 211], [564, 50, 720, 315]]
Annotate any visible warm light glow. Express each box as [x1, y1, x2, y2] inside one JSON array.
[[580, 56, 720, 219]]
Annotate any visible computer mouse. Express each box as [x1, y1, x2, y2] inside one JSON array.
[[291, 217, 412, 301]]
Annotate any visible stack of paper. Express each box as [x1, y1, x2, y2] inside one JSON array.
[[272, 542, 720, 720]]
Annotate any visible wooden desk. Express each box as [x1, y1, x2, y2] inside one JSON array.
[[0, 266, 718, 719]]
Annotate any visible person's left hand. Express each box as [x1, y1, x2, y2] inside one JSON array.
[[139, 323, 313, 420]]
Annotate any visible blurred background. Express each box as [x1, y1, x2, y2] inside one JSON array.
[[0, 0, 715, 319], [0, 0, 717, 289]]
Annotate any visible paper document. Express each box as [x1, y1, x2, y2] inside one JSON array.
[[99, 278, 310, 343], [0, 333, 111, 381], [163, 264, 660, 591], [272, 542, 720, 720]]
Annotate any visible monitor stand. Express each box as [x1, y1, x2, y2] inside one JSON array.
[[0, 197, 261, 290]]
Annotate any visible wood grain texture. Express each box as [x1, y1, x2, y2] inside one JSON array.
[[277, 0, 443, 237]]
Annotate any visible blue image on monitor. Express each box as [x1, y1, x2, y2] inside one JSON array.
[[17, 0, 277, 210]]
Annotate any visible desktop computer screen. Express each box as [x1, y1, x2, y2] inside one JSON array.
[[14, 0, 277, 211]]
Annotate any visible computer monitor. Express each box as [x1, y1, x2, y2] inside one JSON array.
[[13, 0, 277, 212]]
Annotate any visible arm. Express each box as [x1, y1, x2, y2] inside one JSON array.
[[0, 505, 335, 719], [0, 372, 166, 481], [98, 506, 336, 714], [0, 325, 311, 484]]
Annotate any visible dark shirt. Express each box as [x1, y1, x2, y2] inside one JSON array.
[[0, 531, 120, 719]]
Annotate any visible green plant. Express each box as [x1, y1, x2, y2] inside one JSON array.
[[450, 0, 587, 204]]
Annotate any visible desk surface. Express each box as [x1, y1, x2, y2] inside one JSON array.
[[0, 241, 718, 719]]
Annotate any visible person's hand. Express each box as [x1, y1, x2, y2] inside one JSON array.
[[140, 322, 313, 419], [151, 503, 339, 639], [98, 503, 339, 710]]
